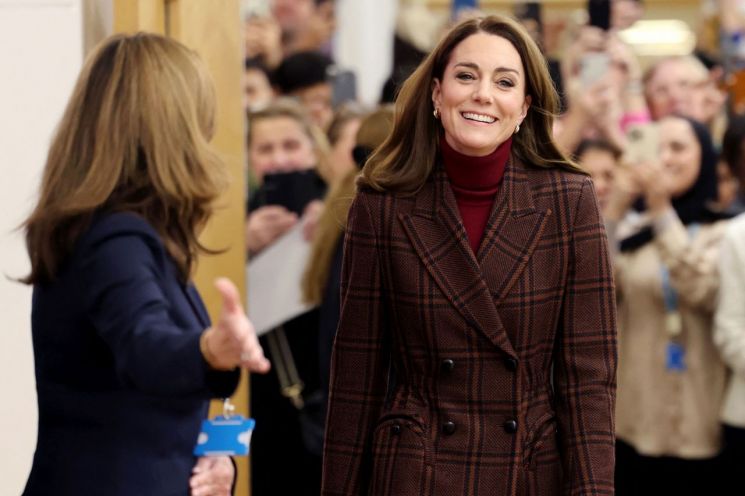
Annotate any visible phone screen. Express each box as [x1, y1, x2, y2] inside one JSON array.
[[580, 53, 610, 87], [587, 0, 610, 30], [624, 123, 660, 165], [262, 170, 326, 216]]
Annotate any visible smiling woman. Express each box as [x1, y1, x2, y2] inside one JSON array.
[[432, 33, 530, 157], [322, 13, 617, 496]]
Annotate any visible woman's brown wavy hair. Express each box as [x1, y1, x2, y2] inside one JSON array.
[[360, 14, 582, 194], [22, 32, 226, 284]]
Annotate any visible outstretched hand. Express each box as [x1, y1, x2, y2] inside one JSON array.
[[201, 278, 270, 373]]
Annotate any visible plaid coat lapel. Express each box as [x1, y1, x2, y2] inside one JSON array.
[[399, 161, 549, 358], [477, 160, 551, 300]]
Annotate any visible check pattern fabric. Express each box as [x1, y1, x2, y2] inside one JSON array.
[[322, 160, 617, 496]]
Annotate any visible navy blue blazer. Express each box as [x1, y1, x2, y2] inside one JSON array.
[[23, 213, 240, 496]]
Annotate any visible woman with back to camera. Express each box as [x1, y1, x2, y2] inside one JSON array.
[[322, 14, 617, 496], [21, 32, 270, 496]]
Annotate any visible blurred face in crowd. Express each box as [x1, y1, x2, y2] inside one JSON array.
[[716, 160, 739, 210], [432, 32, 531, 157], [611, 0, 644, 30], [292, 82, 334, 131], [271, 0, 316, 34], [328, 117, 362, 179], [243, 67, 274, 112], [658, 116, 701, 198], [249, 115, 317, 181], [579, 147, 616, 213], [645, 58, 707, 121]]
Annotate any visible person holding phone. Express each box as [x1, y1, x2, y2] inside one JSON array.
[[245, 98, 331, 256], [20, 33, 270, 496], [605, 116, 730, 495], [323, 14, 617, 495]]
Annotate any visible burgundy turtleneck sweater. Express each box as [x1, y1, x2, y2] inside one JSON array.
[[441, 135, 512, 254]]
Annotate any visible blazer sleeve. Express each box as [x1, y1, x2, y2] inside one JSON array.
[[714, 218, 745, 377], [79, 228, 236, 397], [554, 177, 618, 496], [322, 192, 389, 496]]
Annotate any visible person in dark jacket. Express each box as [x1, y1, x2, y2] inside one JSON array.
[[20, 32, 269, 496]]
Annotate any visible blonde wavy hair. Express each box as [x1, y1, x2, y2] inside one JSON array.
[[23, 32, 226, 284], [302, 106, 394, 305]]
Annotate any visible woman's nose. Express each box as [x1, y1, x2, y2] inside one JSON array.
[[472, 80, 493, 103]]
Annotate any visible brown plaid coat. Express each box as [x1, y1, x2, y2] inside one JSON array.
[[322, 160, 617, 496]]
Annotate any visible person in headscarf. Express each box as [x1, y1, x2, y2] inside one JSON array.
[[605, 115, 731, 495]]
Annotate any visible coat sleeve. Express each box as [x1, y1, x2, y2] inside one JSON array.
[[555, 177, 618, 496], [714, 218, 745, 378], [322, 191, 389, 496], [79, 229, 236, 397]]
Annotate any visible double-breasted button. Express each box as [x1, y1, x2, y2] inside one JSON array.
[[442, 421, 456, 435], [503, 419, 518, 434], [505, 358, 518, 372], [391, 423, 401, 435], [441, 359, 455, 373]]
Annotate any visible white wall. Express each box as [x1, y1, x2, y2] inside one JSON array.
[[0, 0, 84, 493], [335, 0, 397, 106]]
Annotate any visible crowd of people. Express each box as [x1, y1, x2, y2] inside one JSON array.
[[19, 0, 745, 494]]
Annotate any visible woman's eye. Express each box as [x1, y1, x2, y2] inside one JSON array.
[[456, 73, 475, 81], [497, 79, 515, 88]]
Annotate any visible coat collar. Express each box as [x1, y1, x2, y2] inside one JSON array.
[[399, 159, 550, 357]]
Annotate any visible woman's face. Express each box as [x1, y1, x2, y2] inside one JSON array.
[[432, 32, 531, 157], [243, 68, 274, 112], [579, 148, 616, 213], [249, 116, 317, 181], [658, 117, 701, 198]]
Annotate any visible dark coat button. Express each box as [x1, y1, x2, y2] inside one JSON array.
[[392, 423, 401, 435], [505, 358, 518, 372], [441, 359, 455, 372], [503, 419, 518, 433], [442, 421, 456, 435]]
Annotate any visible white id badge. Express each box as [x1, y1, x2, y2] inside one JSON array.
[[194, 415, 256, 456]]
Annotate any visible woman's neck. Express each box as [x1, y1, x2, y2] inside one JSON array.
[[440, 135, 512, 190]]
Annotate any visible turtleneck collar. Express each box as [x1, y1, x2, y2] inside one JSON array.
[[440, 134, 512, 191]]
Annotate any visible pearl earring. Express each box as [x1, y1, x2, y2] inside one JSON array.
[[433, 108, 440, 119], [515, 123, 520, 134]]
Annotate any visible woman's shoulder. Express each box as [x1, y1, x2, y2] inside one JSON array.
[[520, 162, 592, 200], [354, 183, 410, 206], [80, 212, 163, 252], [725, 212, 745, 237]]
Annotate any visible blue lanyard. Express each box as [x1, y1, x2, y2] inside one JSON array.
[[659, 223, 700, 314]]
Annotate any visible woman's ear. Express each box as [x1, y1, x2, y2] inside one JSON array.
[[432, 78, 442, 110], [521, 94, 532, 119]]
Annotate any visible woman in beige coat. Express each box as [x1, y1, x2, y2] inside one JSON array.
[[606, 115, 730, 495]]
